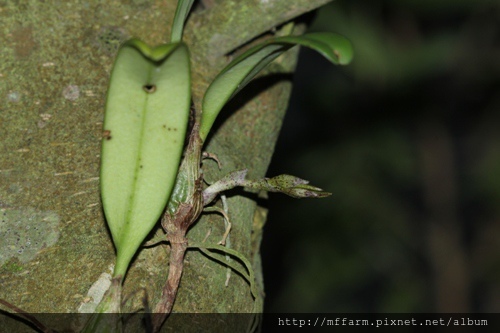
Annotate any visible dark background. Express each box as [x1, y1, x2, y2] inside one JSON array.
[[264, 0, 500, 313]]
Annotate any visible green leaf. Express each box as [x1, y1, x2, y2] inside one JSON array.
[[200, 32, 354, 141], [170, 0, 195, 43], [100, 39, 191, 278]]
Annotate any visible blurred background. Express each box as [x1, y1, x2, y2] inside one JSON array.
[[263, 0, 500, 313]]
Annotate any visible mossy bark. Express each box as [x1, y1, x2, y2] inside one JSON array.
[[0, 0, 332, 331]]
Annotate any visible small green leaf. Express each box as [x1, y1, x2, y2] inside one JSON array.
[[100, 40, 191, 278], [170, 0, 195, 43], [200, 32, 353, 141]]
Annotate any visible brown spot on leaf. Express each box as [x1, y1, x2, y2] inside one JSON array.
[[333, 49, 340, 60], [102, 130, 112, 140], [143, 84, 156, 93]]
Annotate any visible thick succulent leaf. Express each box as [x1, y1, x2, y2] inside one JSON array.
[[100, 40, 191, 278], [170, 0, 195, 42], [200, 32, 353, 141]]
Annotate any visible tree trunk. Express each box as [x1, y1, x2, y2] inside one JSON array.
[[0, 0, 332, 331]]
